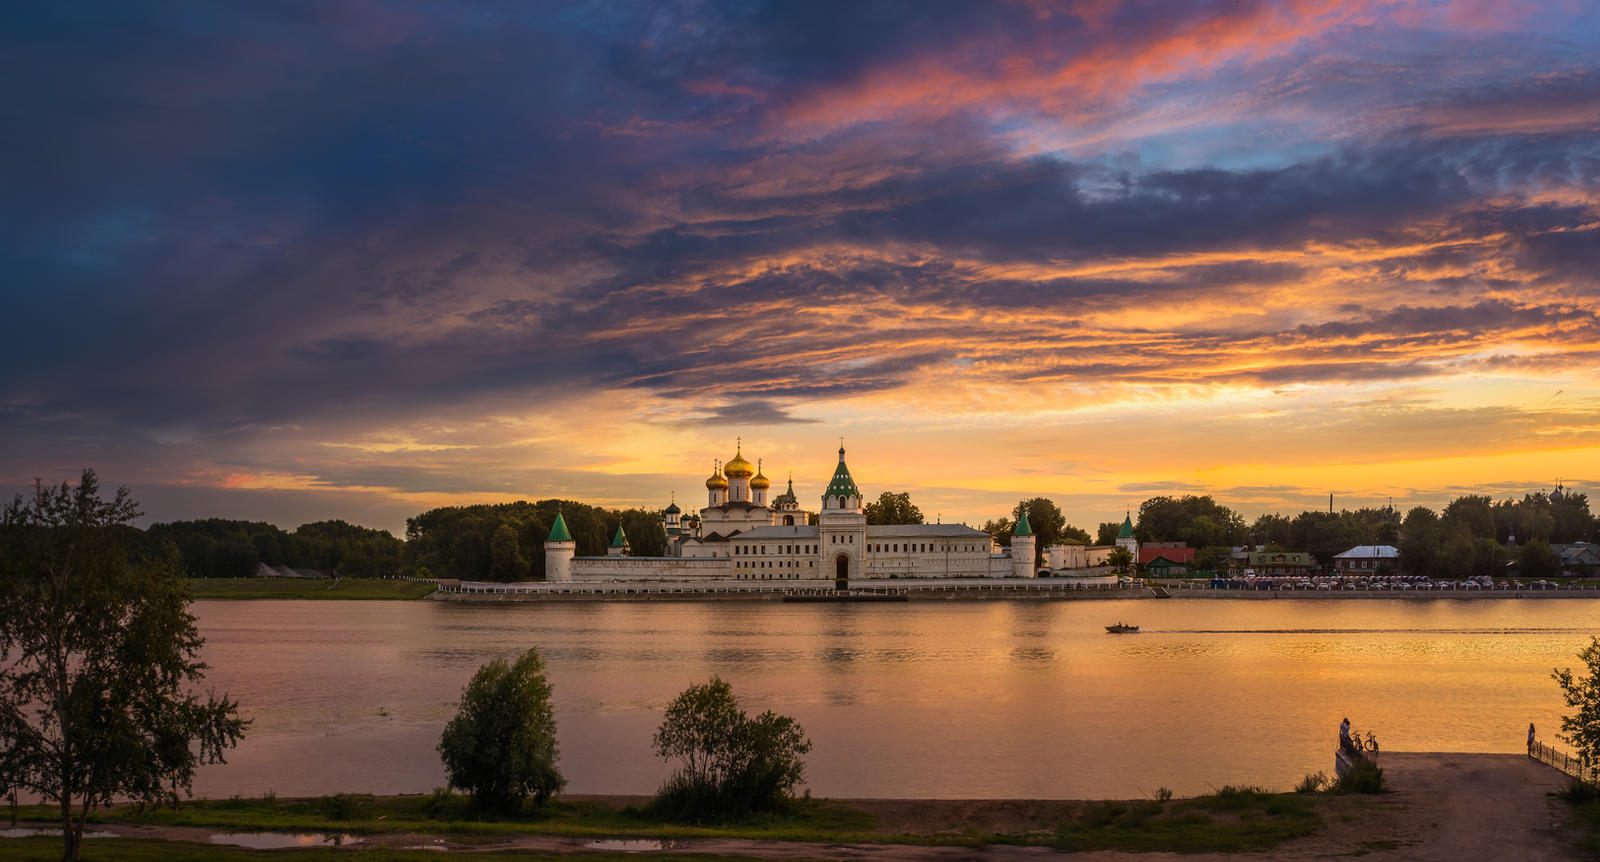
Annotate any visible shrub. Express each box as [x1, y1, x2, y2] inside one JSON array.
[[1155, 786, 1173, 802], [652, 676, 811, 819], [1332, 759, 1386, 794], [1295, 772, 1328, 793], [438, 648, 565, 813]]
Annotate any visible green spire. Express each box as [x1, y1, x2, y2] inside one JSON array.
[[610, 525, 629, 548], [824, 444, 861, 499], [1117, 513, 1134, 539], [1014, 505, 1033, 536], [547, 512, 572, 543]]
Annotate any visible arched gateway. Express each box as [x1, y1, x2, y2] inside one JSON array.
[[834, 554, 849, 591]]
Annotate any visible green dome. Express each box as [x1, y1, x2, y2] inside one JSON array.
[[1118, 513, 1134, 539]]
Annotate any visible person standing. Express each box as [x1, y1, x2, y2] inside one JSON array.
[[1528, 722, 1536, 752]]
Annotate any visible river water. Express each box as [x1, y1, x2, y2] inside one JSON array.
[[191, 598, 1594, 800]]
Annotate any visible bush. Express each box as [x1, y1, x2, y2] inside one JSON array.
[[1295, 772, 1328, 793], [1332, 759, 1386, 794], [438, 648, 565, 813], [652, 676, 811, 819]]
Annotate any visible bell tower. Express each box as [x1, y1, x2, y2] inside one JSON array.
[[818, 442, 866, 588]]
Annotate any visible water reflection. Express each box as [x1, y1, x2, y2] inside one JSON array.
[[191, 598, 1593, 800]]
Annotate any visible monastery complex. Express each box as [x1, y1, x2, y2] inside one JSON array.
[[542, 442, 1120, 589]]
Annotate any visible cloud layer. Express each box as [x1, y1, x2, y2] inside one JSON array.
[[4, 1, 1598, 532]]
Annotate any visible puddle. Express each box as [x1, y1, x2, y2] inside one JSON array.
[[0, 828, 118, 839], [585, 839, 683, 852], [210, 832, 361, 849]]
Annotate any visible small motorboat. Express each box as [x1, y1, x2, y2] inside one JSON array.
[[1105, 623, 1140, 634]]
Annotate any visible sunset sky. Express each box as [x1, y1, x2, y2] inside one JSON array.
[[4, 1, 1598, 536]]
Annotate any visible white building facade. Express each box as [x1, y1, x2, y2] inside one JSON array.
[[553, 443, 1019, 585]]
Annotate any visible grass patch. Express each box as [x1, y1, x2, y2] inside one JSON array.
[[0, 835, 766, 862], [1558, 780, 1600, 858], [1054, 786, 1320, 853], [1331, 759, 1386, 794], [9, 788, 1325, 855], [12, 793, 879, 845], [186, 578, 437, 600]]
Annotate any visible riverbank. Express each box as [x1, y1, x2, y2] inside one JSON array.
[[2, 754, 1582, 860], [187, 578, 437, 600]]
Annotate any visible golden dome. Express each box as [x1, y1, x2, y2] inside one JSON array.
[[706, 461, 728, 490], [723, 442, 755, 478], [750, 459, 771, 490]]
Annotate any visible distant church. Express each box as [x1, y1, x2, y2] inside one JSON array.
[[546, 441, 1039, 586]]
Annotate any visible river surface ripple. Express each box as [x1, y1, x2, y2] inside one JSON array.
[[191, 598, 1593, 799]]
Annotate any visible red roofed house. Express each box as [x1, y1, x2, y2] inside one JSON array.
[[1139, 542, 1195, 576]]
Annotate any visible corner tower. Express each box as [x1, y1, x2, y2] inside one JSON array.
[[544, 512, 575, 582], [1012, 505, 1036, 578]]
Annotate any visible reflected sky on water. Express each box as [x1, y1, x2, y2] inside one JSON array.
[[191, 598, 1594, 799]]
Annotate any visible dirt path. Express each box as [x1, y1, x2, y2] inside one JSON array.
[[48, 754, 1586, 860]]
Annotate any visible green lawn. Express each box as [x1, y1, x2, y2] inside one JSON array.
[[1053, 785, 1321, 853], [0, 836, 764, 862], [186, 578, 437, 600], [7, 786, 1324, 855]]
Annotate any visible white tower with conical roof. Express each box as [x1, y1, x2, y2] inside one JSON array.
[[1012, 504, 1036, 578], [818, 443, 867, 588], [544, 512, 575, 582]]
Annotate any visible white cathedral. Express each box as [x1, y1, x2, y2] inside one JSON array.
[[544, 442, 1040, 585]]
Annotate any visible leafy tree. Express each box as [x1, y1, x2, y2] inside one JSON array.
[[490, 524, 526, 581], [1096, 522, 1121, 546], [1442, 495, 1495, 539], [1553, 637, 1600, 787], [438, 648, 564, 812], [1195, 545, 1233, 573], [1137, 495, 1247, 547], [0, 471, 248, 862], [1107, 546, 1133, 574], [864, 492, 924, 525], [982, 517, 1014, 547], [1399, 506, 1440, 576], [652, 676, 811, 818], [1251, 513, 1293, 547], [1519, 540, 1561, 580]]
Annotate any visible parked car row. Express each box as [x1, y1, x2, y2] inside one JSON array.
[[1202, 575, 1570, 591]]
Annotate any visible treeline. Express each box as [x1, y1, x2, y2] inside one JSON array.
[[146, 518, 403, 578], [404, 500, 668, 581], [1113, 490, 1595, 576]]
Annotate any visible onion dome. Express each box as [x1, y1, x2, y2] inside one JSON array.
[[664, 492, 681, 516], [750, 459, 771, 491], [706, 461, 728, 490], [723, 442, 755, 479]]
